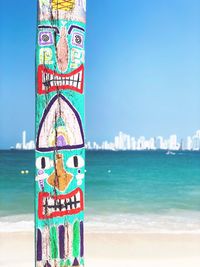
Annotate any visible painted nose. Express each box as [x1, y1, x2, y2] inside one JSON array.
[[57, 26, 68, 72]]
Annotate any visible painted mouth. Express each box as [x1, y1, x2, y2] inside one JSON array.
[[37, 64, 84, 94], [38, 188, 84, 219]]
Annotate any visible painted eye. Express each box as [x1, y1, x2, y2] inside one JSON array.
[[36, 157, 53, 169], [38, 31, 54, 46], [75, 35, 82, 44], [66, 155, 84, 168], [42, 34, 50, 42], [72, 32, 84, 48]]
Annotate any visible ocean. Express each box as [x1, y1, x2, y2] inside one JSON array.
[[0, 150, 200, 233]]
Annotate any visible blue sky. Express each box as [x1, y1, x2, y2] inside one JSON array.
[[0, 0, 200, 148]]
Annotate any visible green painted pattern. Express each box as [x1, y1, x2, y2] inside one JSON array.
[[73, 221, 80, 257], [50, 226, 58, 259], [66, 259, 71, 266]]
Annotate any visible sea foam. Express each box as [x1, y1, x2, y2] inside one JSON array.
[[0, 214, 34, 232], [1, 212, 200, 233]]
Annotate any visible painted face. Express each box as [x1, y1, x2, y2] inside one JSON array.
[[36, 1, 86, 266]]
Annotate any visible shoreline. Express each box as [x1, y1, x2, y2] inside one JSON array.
[[1, 211, 200, 234], [0, 232, 200, 267]]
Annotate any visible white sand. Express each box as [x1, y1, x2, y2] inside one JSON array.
[[0, 232, 200, 267]]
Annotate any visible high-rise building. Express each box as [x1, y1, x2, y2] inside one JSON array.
[[126, 135, 131, 150], [16, 143, 22, 149], [192, 135, 200, 151], [22, 130, 26, 149], [26, 140, 35, 150], [155, 136, 163, 149], [169, 134, 174, 150], [131, 137, 136, 150], [186, 136, 192, 150], [114, 136, 120, 150], [137, 136, 145, 150], [149, 137, 156, 150], [169, 134, 179, 150]]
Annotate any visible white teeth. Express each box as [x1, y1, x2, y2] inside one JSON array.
[[48, 207, 54, 213], [74, 73, 78, 81], [79, 71, 82, 81], [78, 72, 82, 89], [48, 198, 54, 206], [43, 72, 82, 89], [43, 192, 81, 216], [60, 199, 63, 205], [76, 192, 80, 201]]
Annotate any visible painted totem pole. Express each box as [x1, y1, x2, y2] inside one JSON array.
[[35, 1, 86, 266]]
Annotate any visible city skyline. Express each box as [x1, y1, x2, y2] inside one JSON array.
[[86, 129, 200, 151], [12, 129, 200, 151]]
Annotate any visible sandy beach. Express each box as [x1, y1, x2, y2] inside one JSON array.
[[0, 231, 200, 267]]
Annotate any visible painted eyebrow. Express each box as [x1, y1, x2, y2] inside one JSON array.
[[38, 25, 60, 34], [68, 25, 85, 34]]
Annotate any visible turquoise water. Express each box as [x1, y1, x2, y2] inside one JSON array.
[[0, 150, 200, 232]]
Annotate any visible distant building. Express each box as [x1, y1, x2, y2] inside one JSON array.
[[186, 136, 192, 150], [169, 134, 180, 150], [22, 130, 26, 149], [14, 130, 35, 150], [131, 137, 136, 150], [155, 136, 163, 149], [192, 136, 200, 151]]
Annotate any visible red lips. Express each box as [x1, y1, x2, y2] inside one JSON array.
[[37, 64, 84, 95], [38, 188, 84, 219]]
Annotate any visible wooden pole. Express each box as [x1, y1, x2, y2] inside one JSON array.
[[35, 1, 86, 266]]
